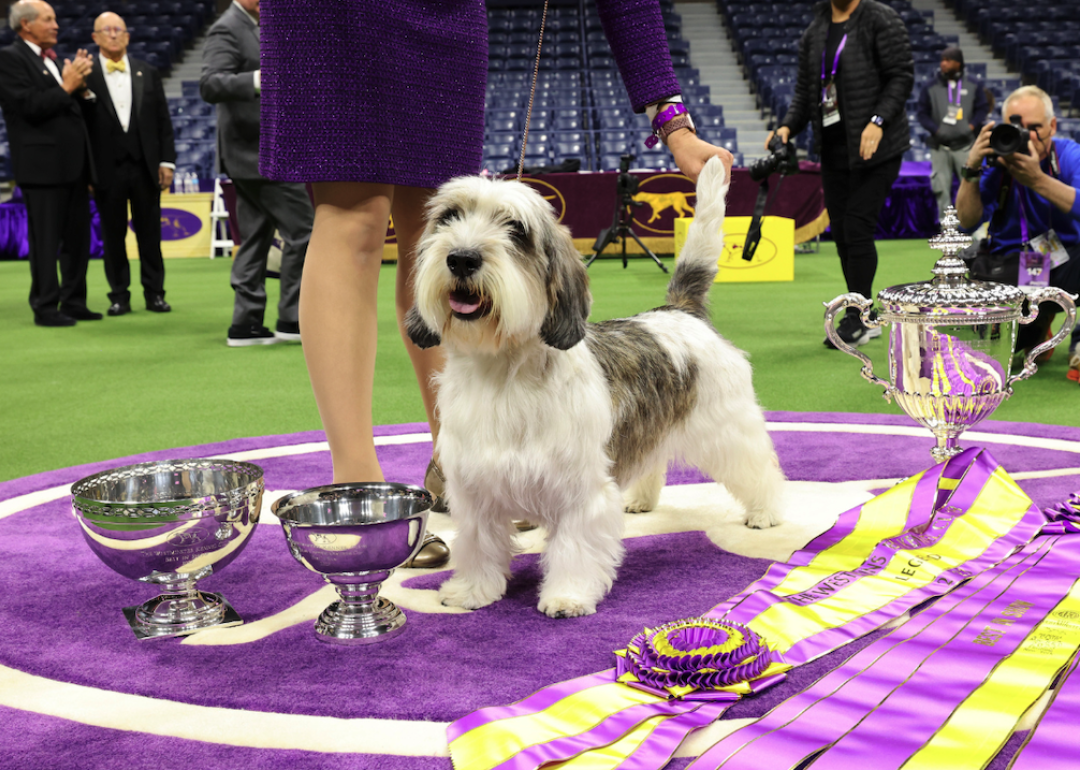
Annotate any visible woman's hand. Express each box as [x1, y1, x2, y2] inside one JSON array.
[[860, 122, 884, 160], [765, 126, 791, 149], [668, 128, 733, 183]]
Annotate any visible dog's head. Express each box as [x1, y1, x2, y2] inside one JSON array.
[[405, 175, 591, 354]]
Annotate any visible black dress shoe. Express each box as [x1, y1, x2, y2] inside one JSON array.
[[34, 312, 77, 327], [146, 296, 171, 313], [107, 302, 132, 316], [63, 307, 103, 321]]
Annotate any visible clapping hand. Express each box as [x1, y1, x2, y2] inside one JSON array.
[[61, 49, 94, 93]]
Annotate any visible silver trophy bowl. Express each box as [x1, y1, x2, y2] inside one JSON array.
[[825, 208, 1076, 463], [71, 458, 264, 640], [272, 483, 433, 645]]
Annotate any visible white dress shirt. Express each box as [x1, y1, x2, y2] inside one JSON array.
[[23, 39, 62, 85], [100, 53, 133, 131]]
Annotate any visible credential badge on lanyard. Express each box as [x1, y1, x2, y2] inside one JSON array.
[[821, 34, 847, 127], [943, 78, 963, 125]]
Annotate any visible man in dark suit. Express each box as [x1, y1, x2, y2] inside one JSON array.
[[83, 12, 176, 316], [0, 0, 100, 326], [200, 0, 312, 346]]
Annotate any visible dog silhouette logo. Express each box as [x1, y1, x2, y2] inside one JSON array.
[[633, 190, 696, 224], [155, 208, 203, 240], [628, 174, 696, 234], [721, 234, 778, 268], [166, 530, 206, 546]]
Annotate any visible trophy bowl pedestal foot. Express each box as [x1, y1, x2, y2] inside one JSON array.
[[123, 590, 243, 641], [930, 440, 965, 465], [314, 594, 407, 645]]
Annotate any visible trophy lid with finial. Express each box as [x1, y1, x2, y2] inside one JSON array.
[[875, 206, 1029, 325]]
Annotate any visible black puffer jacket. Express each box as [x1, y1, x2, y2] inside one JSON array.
[[781, 0, 914, 168]]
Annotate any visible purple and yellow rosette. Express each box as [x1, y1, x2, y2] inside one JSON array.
[[615, 618, 787, 700]]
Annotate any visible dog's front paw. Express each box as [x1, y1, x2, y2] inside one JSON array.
[[623, 496, 655, 514], [745, 507, 783, 529], [438, 574, 505, 610], [537, 594, 597, 619]]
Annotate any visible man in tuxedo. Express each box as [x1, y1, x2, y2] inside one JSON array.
[[83, 12, 176, 316], [0, 0, 100, 326], [201, 0, 312, 346]]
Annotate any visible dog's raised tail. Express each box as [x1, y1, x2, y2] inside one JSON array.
[[666, 156, 728, 314]]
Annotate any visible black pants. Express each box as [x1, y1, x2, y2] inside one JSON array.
[[21, 177, 92, 317], [95, 157, 165, 305], [820, 150, 903, 302]]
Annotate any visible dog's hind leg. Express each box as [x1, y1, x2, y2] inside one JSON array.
[[623, 464, 666, 513], [537, 480, 625, 618], [684, 418, 785, 530], [438, 506, 516, 610]]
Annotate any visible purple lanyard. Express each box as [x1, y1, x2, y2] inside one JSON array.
[[948, 78, 963, 105], [821, 34, 847, 83], [1017, 186, 1030, 247], [1015, 143, 1059, 248]]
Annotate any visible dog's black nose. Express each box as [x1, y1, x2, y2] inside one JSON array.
[[447, 249, 482, 278]]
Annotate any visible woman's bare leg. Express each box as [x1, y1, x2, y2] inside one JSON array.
[[391, 186, 444, 457], [303, 181, 393, 483]]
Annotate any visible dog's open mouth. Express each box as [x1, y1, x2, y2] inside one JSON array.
[[449, 289, 491, 321]]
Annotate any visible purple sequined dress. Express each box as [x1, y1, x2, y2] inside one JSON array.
[[259, 0, 680, 187]]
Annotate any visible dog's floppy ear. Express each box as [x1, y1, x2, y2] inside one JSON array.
[[404, 306, 441, 349], [539, 227, 591, 350]]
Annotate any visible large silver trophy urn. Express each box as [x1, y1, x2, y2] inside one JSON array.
[[272, 483, 434, 645], [71, 459, 264, 640], [824, 207, 1076, 463]]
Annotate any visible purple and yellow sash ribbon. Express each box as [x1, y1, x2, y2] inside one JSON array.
[[448, 449, 1045, 770], [1009, 652, 1080, 770], [688, 533, 1080, 769]]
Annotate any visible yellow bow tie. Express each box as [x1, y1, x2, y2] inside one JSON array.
[[106, 59, 125, 73]]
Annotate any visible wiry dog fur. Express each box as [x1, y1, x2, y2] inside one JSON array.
[[405, 157, 785, 618]]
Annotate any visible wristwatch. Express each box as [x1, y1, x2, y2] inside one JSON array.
[[959, 165, 982, 182], [869, 115, 885, 128]]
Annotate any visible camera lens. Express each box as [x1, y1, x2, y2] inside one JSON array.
[[988, 122, 1028, 157]]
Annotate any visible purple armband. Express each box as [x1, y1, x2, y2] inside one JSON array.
[[645, 102, 689, 148]]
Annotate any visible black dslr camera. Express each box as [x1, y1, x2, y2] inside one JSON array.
[[987, 115, 1030, 163], [748, 134, 800, 182]]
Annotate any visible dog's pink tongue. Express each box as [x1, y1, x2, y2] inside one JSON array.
[[450, 297, 481, 314]]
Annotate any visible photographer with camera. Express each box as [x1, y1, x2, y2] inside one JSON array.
[[916, 46, 990, 218], [955, 85, 1080, 375], [766, 0, 914, 350]]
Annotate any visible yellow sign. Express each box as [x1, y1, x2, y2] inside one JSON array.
[[123, 192, 213, 259], [673, 215, 794, 283]]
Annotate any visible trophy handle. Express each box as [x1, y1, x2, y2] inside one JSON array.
[[823, 293, 891, 393], [1009, 287, 1078, 386]]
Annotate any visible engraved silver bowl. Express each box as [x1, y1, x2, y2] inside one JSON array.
[[272, 483, 433, 645], [71, 458, 264, 640]]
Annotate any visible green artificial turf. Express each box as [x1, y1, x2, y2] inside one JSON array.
[[3, 240, 1077, 483]]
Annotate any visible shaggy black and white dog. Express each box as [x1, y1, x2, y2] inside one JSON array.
[[405, 157, 785, 618]]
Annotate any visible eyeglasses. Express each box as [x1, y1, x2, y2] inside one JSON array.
[[94, 26, 128, 36]]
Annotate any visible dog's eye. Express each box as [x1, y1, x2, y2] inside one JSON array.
[[435, 208, 460, 228], [508, 220, 530, 248]]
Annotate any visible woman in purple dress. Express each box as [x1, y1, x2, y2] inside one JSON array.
[[259, 0, 730, 566]]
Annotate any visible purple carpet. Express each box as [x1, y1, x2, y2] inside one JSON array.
[[1, 413, 1078, 769]]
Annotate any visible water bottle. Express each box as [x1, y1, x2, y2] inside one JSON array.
[[191, 170, 200, 193]]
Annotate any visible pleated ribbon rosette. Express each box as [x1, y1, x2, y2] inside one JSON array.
[[614, 618, 787, 701]]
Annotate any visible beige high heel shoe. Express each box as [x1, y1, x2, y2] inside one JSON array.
[[402, 531, 450, 569], [424, 459, 537, 532]]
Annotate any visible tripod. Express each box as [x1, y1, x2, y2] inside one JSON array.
[[585, 164, 668, 273]]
